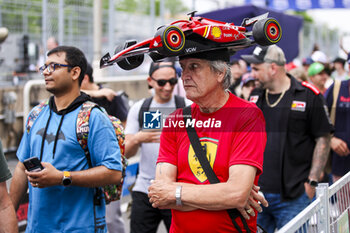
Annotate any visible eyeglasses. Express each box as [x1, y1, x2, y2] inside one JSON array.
[[39, 63, 71, 75], [150, 77, 178, 86]]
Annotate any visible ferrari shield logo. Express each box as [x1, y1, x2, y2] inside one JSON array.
[[188, 137, 218, 183]]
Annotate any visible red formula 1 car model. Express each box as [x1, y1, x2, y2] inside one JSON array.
[[100, 12, 282, 70]]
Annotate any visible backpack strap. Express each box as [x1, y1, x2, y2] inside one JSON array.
[[26, 100, 49, 133], [76, 101, 99, 168], [138, 95, 186, 129], [174, 95, 186, 109], [138, 97, 153, 129], [76, 101, 107, 208]]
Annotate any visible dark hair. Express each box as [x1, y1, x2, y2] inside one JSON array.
[[47, 46, 87, 86], [333, 57, 346, 67], [86, 63, 94, 83]]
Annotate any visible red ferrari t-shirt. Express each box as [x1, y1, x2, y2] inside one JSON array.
[[158, 93, 266, 233]]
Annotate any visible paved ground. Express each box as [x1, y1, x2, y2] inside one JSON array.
[[5, 153, 167, 233]]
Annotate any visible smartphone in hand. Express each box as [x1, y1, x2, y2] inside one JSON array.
[[23, 157, 44, 172]]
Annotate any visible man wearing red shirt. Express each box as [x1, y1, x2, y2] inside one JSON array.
[[148, 49, 267, 232]]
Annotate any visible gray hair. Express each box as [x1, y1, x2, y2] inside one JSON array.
[[208, 60, 231, 90]]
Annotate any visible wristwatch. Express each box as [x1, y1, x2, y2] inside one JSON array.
[[175, 186, 182, 206], [62, 171, 72, 186], [307, 178, 318, 187]]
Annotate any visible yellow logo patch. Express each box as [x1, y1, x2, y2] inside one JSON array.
[[211, 26, 222, 39], [188, 138, 218, 183]]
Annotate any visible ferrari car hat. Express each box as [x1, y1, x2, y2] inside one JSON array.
[[308, 62, 325, 76], [179, 48, 230, 62], [241, 45, 286, 66], [149, 58, 176, 77]]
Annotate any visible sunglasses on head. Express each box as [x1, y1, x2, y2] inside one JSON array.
[[150, 77, 178, 86]]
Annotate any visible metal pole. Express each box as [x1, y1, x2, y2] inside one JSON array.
[[68, 14, 73, 45], [0, 6, 2, 27], [150, 0, 155, 33], [42, 0, 48, 55], [58, 0, 64, 45], [316, 183, 330, 233], [108, 0, 114, 57], [160, 0, 164, 25], [23, 6, 28, 34], [93, 0, 102, 79]]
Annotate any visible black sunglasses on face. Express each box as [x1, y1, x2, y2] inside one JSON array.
[[150, 77, 178, 86]]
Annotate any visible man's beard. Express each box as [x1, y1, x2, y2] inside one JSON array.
[[46, 84, 70, 95]]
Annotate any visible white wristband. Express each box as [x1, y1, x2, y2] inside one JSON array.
[[175, 186, 182, 206]]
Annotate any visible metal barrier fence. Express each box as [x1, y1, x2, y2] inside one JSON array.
[[277, 171, 350, 233]]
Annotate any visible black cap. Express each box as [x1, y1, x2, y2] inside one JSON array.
[[149, 58, 176, 77], [241, 46, 268, 64], [179, 49, 230, 62], [241, 45, 286, 66]]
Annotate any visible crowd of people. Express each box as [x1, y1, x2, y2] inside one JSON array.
[[0, 36, 349, 233]]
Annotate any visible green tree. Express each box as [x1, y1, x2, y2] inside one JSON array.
[[165, 0, 188, 17], [292, 11, 313, 23]]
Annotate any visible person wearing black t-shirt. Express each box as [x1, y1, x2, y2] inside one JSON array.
[[242, 45, 333, 233]]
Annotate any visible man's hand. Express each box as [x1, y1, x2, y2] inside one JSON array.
[[238, 185, 268, 220], [83, 88, 116, 101], [125, 131, 161, 158], [148, 180, 176, 208], [25, 162, 63, 188], [99, 88, 116, 101], [136, 131, 161, 144], [304, 182, 315, 199], [331, 137, 350, 156]]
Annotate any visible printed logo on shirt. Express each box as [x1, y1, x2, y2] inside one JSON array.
[[340, 96, 350, 102], [188, 137, 218, 183], [36, 128, 66, 144], [143, 110, 162, 129], [249, 95, 259, 103], [291, 101, 306, 112]]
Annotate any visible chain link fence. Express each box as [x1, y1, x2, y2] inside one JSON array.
[[0, 0, 344, 76], [301, 21, 341, 62], [0, 0, 179, 77]]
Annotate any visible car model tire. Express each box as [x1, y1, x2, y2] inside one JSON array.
[[253, 18, 282, 46], [114, 44, 144, 70], [157, 25, 185, 55]]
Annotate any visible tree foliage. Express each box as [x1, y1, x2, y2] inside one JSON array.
[[292, 11, 313, 23]]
